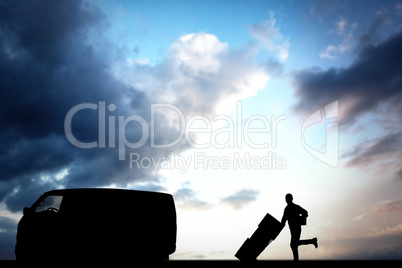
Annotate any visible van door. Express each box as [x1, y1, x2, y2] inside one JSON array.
[[29, 195, 64, 259]]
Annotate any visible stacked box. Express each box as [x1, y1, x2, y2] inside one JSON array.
[[235, 213, 284, 261]]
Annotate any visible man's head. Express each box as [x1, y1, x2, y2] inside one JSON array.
[[285, 193, 293, 204]]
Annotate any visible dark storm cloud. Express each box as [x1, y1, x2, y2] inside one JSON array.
[[0, 0, 183, 213], [344, 132, 402, 169], [293, 24, 402, 178], [293, 31, 402, 126], [375, 200, 402, 214]]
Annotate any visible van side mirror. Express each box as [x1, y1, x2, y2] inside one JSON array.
[[23, 207, 31, 215]]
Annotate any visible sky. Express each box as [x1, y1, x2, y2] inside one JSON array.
[[0, 0, 402, 260]]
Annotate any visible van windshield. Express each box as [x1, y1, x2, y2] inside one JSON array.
[[35, 195, 63, 213]]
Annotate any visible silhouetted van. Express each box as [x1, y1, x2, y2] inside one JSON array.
[[15, 188, 176, 262]]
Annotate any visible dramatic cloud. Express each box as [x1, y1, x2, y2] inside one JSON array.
[[294, 31, 402, 125], [293, 18, 402, 180], [344, 132, 402, 170], [0, 0, 183, 213], [357, 5, 402, 51], [173, 187, 212, 211], [220, 188, 259, 210], [375, 200, 402, 214], [116, 32, 271, 116], [368, 224, 402, 238], [174, 187, 260, 211], [295, 6, 402, 123]]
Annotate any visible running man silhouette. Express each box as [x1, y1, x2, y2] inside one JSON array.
[[281, 193, 318, 261]]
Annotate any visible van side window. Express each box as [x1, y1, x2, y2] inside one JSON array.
[[35, 195, 63, 213]]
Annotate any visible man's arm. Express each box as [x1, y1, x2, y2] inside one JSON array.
[[281, 208, 287, 226]]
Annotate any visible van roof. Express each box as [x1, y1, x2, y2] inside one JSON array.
[[44, 188, 172, 198]]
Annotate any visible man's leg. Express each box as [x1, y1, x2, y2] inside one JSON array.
[[299, 237, 318, 248], [290, 227, 301, 261]]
